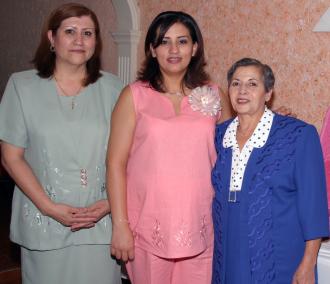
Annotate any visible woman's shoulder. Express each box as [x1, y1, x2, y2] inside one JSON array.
[[273, 113, 315, 131], [98, 71, 123, 90], [129, 80, 150, 89], [215, 118, 234, 137], [9, 69, 40, 84], [216, 118, 234, 129], [128, 81, 155, 98], [5, 70, 51, 97], [272, 114, 318, 142], [213, 118, 234, 152]]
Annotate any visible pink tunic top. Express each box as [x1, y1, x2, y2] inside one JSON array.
[[320, 107, 330, 210], [127, 81, 220, 258]]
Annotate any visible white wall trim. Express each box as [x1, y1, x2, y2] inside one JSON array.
[[112, 0, 141, 84], [313, 7, 330, 32]]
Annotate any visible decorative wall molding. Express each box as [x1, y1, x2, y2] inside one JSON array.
[[313, 7, 330, 32], [112, 0, 141, 84], [112, 30, 141, 85]]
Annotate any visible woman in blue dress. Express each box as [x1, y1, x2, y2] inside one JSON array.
[[212, 58, 329, 283]]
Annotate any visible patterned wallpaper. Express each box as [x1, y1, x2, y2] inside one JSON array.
[[136, 0, 330, 130], [1, 1, 330, 130]]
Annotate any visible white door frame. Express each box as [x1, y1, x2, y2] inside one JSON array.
[[112, 0, 141, 84]]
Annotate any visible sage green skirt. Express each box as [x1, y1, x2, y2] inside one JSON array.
[[21, 244, 121, 284]]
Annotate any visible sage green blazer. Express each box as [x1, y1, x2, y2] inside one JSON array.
[[0, 70, 123, 250]]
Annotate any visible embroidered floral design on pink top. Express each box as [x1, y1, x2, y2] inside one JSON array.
[[151, 219, 165, 248], [174, 221, 192, 247], [188, 86, 221, 116], [200, 215, 207, 242]]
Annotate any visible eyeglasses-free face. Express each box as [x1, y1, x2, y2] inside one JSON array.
[[150, 22, 198, 78], [48, 16, 96, 69], [229, 65, 272, 117]]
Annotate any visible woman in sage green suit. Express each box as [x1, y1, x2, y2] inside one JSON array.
[[0, 3, 122, 284]]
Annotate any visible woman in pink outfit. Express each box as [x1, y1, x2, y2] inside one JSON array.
[[106, 11, 232, 284], [320, 108, 330, 212]]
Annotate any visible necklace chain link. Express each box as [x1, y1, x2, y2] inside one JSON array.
[[54, 76, 83, 110], [166, 91, 183, 97]]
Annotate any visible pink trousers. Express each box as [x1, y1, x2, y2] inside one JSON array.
[[126, 246, 213, 284]]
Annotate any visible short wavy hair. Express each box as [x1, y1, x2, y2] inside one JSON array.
[[227, 58, 275, 92]]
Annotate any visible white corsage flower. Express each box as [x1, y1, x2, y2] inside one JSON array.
[[188, 86, 221, 116]]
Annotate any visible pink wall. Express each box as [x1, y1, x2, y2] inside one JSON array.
[[137, 0, 330, 130], [1, 1, 330, 130]]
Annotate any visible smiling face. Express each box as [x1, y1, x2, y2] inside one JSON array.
[[48, 16, 96, 69], [150, 22, 198, 78], [229, 65, 272, 117]]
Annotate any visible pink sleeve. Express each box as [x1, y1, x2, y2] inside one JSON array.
[[320, 107, 330, 210]]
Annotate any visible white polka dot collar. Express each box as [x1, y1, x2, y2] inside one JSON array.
[[223, 107, 274, 149]]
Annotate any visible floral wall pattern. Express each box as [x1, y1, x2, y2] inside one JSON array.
[[137, 0, 330, 130], [1, 1, 330, 130]]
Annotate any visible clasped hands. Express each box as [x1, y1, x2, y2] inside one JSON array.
[[47, 199, 110, 231]]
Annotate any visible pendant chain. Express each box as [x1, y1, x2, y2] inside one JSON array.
[[54, 77, 88, 187], [166, 91, 183, 97], [54, 76, 83, 110], [162, 83, 189, 98]]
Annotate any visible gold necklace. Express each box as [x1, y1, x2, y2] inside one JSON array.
[[162, 82, 188, 98], [165, 86, 189, 98], [166, 91, 183, 97], [54, 77, 83, 110]]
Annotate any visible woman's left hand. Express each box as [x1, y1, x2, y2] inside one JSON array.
[[292, 238, 321, 284], [71, 199, 110, 231], [292, 262, 315, 284]]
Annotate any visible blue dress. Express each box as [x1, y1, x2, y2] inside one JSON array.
[[212, 114, 329, 284]]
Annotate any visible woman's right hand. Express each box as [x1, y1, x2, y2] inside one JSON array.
[[106, 86, 136, 262], [111, 223, 135, 262], [46, 203, 94, 227]]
